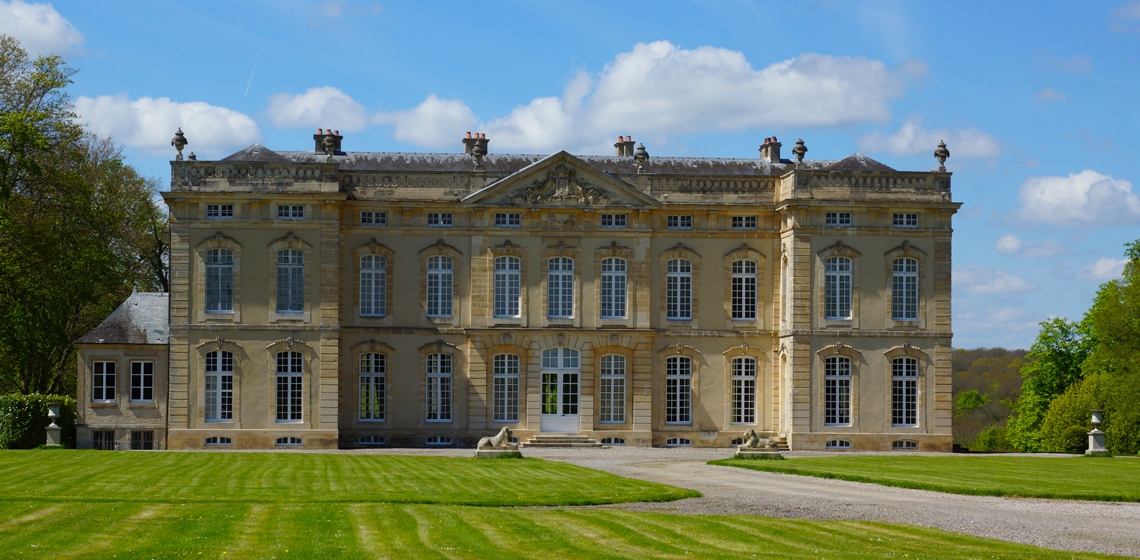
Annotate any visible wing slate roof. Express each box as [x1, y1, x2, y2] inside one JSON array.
[[75, 292, 169, 345], [825, 153, 896, 172]]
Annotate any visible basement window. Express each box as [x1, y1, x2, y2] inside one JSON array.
[[825, 439, 852, 450], [600, 437, 626, 446], [665, 437, 692, 447], [892, 440, 919, 450], [204, 436, 232, 447], [359, 435, 386, 446], [425, 435, 453, 446], [275, 436, 303, 447]]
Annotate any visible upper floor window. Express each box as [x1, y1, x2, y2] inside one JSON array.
[[426, 256, 454, 317], [666, 259, 692, 320], [277, 205, 304, 220], [601, 214, 627, 228], [204, 350, 234, 422], [205, 249, 234, 313], [275, 351, 303, 423], [892, 257, 919, 320], [360, 255, 386, 317], [361, 211, 387, 226], [667, 215, 693, 230], [731, 357, 757, 424], [276, 249, 304, 313], [427, 212, 454, 227], [599, 355, 626, 423], [426, 353, 453, 422], [600, 257, 627, 319], [493, 256, 521, 318], [359, 353, 386, 422], [547, 257, 574, 318], [206, 204, 233, 220], [824, 257, 852, 320], [893, 213, 918, 228], [494, 212, 521, 228], [731, 216, 757, 230], [130, 361, 154, 403], [92, 361, 116, 403], [665, 356, 692, 424], [892, 357, 918, 426], [492, 354, 520, 422], [731, 260, 757, 320], [824, 356, 851, 425], [825, 212, 852, 227]]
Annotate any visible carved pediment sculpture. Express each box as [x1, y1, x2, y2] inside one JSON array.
[[510, 164, 611, 206]]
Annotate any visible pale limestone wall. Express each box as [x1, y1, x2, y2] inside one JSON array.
[[76, 343, 168, 449]]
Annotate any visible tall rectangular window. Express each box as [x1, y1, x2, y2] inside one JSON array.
[[426, 256, 454, 317], [426, 353, 453, 422], [825, 212, 852, 226], [277, 205, 304, 220], [667, 215, 693, 230], [360, 211, 387, 226], [494, 213, 521, 228], [666, 259, 692, 320], [600, 355, 626, 423], [359, 353, 386, 421], [731, 357, 757, 424], [665, 356, 692, 424], [92, 361, 116, 403], [275, 351, 303, 422], [731, 260, 757, 320], [493, 354, 520, 422], [493, 256, 521, 318], [206, 204, 233, 219], [426, 212, 453, 227], [892, 257, 919, 320], [893, 213, 918, 228], [276, 249, 304, 313], [205, 249, 234, 313], [205, 350, 234, 422], [130, 361, 153, 403], [892, 357, 918, 426], [601, 214, 627, 228], [360, 255, 386, 317], [600, 257, 626, 319], [825, 356, 851, 425], [731, 216, 757, 230], [825, 257, 852, 320], [547, 257, 574, 318]]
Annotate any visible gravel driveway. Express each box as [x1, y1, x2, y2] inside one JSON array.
[[523, 447, 1140, 558]]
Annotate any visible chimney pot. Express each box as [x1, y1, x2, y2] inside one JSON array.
[[466, 132, 472, 138], [334, 130, 339, 136], [318, 128, 324, 134]]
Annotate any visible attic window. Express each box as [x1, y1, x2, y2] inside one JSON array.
[[277, 205, 304, 220], [494, 212, 521, 228], [731, 216, 757, 230], [427, 212, 454, 227], [361, 211, 387, 226], [206, 204, 234, 219], [601, 214, 627, 228], [825, 212, 852, 227], [893, 213, 918, 228], [667, 215, 693, 230]]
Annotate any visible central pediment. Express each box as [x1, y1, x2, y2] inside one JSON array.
[[462, 151, 659, 208]]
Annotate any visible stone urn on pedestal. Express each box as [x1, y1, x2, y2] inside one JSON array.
[[45, 402, 62, 448], [1087, 409, 1108, 455]]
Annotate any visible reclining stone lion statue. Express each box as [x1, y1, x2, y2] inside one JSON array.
[[737, 428, 779, 451], [477, 427, 517, 450]]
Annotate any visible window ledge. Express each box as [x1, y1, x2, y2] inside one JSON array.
[[270, 311, 311, 323], [425, 419, 453, 423], [357, 419, 386, 423], [127, 403, 157, 408], [90, 402, 118, 408]]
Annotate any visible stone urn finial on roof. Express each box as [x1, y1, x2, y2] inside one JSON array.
[[934, 140, 950, 172], [792, 138, 808, 165], [171, 128, 188, 161], [634, 142, 649, 173], [322, 132, 336, 162]]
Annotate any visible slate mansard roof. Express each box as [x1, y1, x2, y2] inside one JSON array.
[[75, 292, 169, 345]]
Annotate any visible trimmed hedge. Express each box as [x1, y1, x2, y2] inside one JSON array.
[[0, 394, 76, 449]]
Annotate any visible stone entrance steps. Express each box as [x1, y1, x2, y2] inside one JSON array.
[[520, 434, 604, 448]]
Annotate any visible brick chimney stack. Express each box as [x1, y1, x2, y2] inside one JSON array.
[[760, 136, 782, 163], [463, 132, 490, 155], [614, 135, 636, 156], [313, 128, 344, 154]]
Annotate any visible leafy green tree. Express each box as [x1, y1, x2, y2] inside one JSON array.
[[1006, 318, 1094, 451], [954, 390, 989, 419]]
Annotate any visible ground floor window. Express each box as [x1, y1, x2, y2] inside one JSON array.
[[892, 357, 918, 426], [129, 430, 154, 450], [205, 351, 234, 422], [731, 357, 757, 424], [599, 355, 626, 423], [359, 353, 386, 422], [665, 356, 692, 424], [276, 351, 303, 422], [492, 354, 520, 422], [93, 430, 115, 450], [824, 357, 851, 425], [426, 353, 453, 422]]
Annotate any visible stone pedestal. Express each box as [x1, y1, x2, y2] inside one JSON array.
[[735, 450, 781, 459], [45, 402, 62, 448], [1087, 409, 1108, 455], [475, 449, 522, 459]]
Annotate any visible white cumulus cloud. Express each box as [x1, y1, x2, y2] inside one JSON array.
[[1112, 1, 1140, 32], [1034, 88, 1067, 102], [0, 0, 83, 56], [1016, 170, 1140, 226], [265, 86, 369, 131], [857, 116, 1000, 158], [955, 265, 1037, 295], [1078, 257, 1128, 281], [373, 94, 478, 149], [994, 234, 1067, 257], [73, 94, 261, 157]]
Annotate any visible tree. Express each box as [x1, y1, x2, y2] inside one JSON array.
[[0, 34, 166, 395], [1006, 318, 1093, 451]]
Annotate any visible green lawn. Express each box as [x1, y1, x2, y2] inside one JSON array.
[[711, 455, 1140, 501]]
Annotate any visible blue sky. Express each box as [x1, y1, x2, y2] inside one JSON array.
[[3, 0, 1139, 349]]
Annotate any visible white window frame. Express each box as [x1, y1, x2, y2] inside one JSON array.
[[892, 213, 918, 228], [92, 361, 116, 403], [826, 439, 852, 449], [206, 203, 234, 220], [359, 353, 386, 422], [665, 437, 692, 447], [205, 350, 234, 422], [731, 357, 756, 424], [892, 357, 918, 427], [276, 436, 302, 447], [824, 356, 851, 426], [276, 249, 304, 313], [492, 354, 520, 423], [205, 248, 234, 313], [426, 256, 454, 318], [426, 353, 453, 422], [547, 257, 574, 319], [600, 257, 627, 319], [731, 260, 757, 321], [731, 216, 757, 230], [892, 257, 919, 320], [360, 255, 386, 317], [601, 214, 627, 228], [204, 436, 232, 446], [599, 355, 626, 424], [667, 215, 693, 230], [128, 361, 154, 403], [275, 351, 303, 423], [494, 212, 521, 228], [426, 212, 454, 227], [824, 257, 852, 320], [276, 205, 304, 220], [493, 256, 521, 318], [360, 211, 387, 226], [425, 435, 452, 446], [825, 212, 852, 227], [666, 259, 692, 320], [665, 356, 692, 424]]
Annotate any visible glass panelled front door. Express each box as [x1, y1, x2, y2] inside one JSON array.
[[540, 348, 580, 432]]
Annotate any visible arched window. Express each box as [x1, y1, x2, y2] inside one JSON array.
[[731, 357, 757, 424], [892, 258, 918, 320], [666, 259, 692, 320], [426, 256, 454, 317], [204, 350, 233, 422], [276, 249, 304, 313], [205, 249, 234, 313], [600, 258, 627, 319], [275, 351, 303, 422], [824, 356, 851, 425], [425, 353, 452, 422], [494, 256, 521, 318], [359, 353, 386, 421], [892, 357, 918, 426], [665, 356, 692, 424], [360, 255, 386, 317], [824, 257, 852, 320], [547, 257, 574, 318], [599, 355, 626, 423], [731, 260, 757, 320], [492, 354, 520, 422]]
